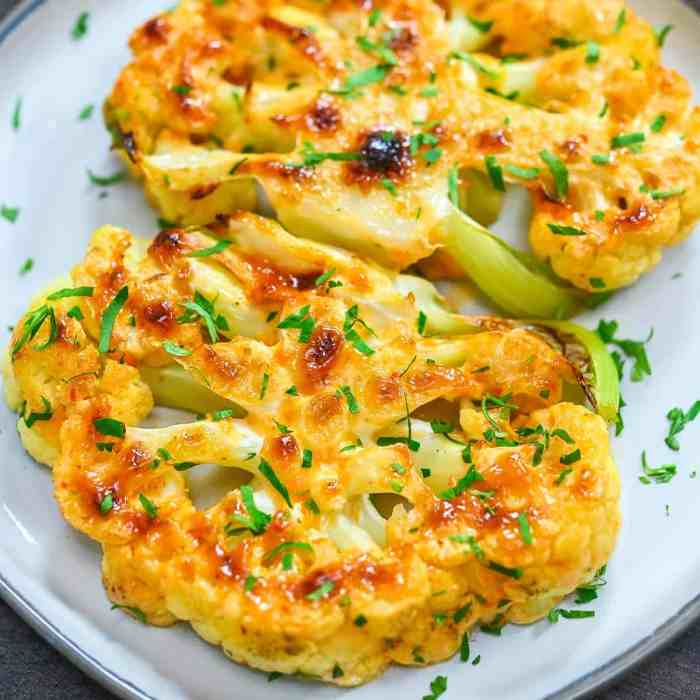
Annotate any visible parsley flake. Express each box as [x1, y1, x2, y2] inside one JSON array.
[[98, 286, 128, 353], [259, 458, 292, 507]]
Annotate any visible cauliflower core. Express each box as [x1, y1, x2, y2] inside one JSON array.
[[5, 212, 620, 685], [105, 0, 700, 294]]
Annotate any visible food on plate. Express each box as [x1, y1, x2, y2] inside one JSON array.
[[4, 212, 621, 685], [104, 0, 700, 316]]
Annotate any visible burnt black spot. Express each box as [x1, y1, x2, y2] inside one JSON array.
[[360, 130, 410, 174]]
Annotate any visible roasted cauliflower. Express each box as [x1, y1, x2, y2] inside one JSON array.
[[4, 212, 620, 685], [104, 0, 700, 314]]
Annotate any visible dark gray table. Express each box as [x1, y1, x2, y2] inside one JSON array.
[[1, 0, 700, 698]]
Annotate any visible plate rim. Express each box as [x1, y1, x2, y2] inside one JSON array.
[[1, 0, 699, 698]]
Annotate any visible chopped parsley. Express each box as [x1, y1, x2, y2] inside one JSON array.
[[298, 141, 360, 168], [301, 448, 313, 469], [664, 401, 700, 451], [98, 286, 129, 353], [449, 51, 499, 80], [24, 397, 53, 428], [12, 305, 57, 356], [12, 98, 21, 131], [417, 310, 428, 336], [585, 41, 600, 64], [547, 223, 587, 237], [639, 451, 676, 485], [139, 493, 158, 519], [338, 385, 360, 414], [645, 188, 686, 201], [448, 166, 460, 207], [382, 178, 398, 196], [555, 466, 574, 485], [1, 204, 19, 223], [19, 258, 33, 276], [440, 465, 484, 500], [487, 561, 523, 579], [226, 485, 271, 536], [551, 37, 581, 49], [178, 291, 229, 343], [306, 579, 335, 601], [315, 268, 339, 287], [260, 372, 270, 400], [87, 169, 126, 186], [517, 512, 533, 545], [595, 320, 652, 382], [423, 675, 447, 700], [94, 417, 126, 439], [277, 305, 316, 343], [485, 155, 505, 192], [174, 462, 197, 471], [454, 603, 472, 623], [655, 24, 674, 48], [540, 150, 569, 200], [343, 305, 375, 356], [505, 164, 540, 180], [340, 438, 363, 452], [212, 408, 235, 421], [560, 448, 581, 465], [162, 340, 192, 357], [614, 9, 627, 33], [99, 493, 114, 515], [574, 565, 607, 604], [468, 16, 493, 33], [263, 541, 313, 565], [71, 12, 89, 40], [330, 64, 393, 99], [78, 104, 94, 121], [650, 114, 667, 133], [611, 132, 645, 150], [377, 393, 420, 452], [548, 609, 595, 623], [355, 35, 398, 66], [110, 604, 146, 624], [186, 239, 231, 257], [259, 458, 292, 507], [47, 286, 93, 300]]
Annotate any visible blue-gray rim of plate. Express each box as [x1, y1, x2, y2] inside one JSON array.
[[1, 0, 699, 698]]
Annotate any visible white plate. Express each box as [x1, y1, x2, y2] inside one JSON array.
[[1, 1, 700, 698]]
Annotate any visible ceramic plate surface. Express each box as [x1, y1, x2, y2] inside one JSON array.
[[1, 1, 700, 699]]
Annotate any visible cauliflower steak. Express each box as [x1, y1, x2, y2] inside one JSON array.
[[5, 213, 620, 685], [104, 0, 700, 312]]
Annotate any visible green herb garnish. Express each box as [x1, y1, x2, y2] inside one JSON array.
[[94, 417, 126, 439], [98, 286, 128, 353], [540, 150, 569, 200], [259, 458, 292, 507]]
